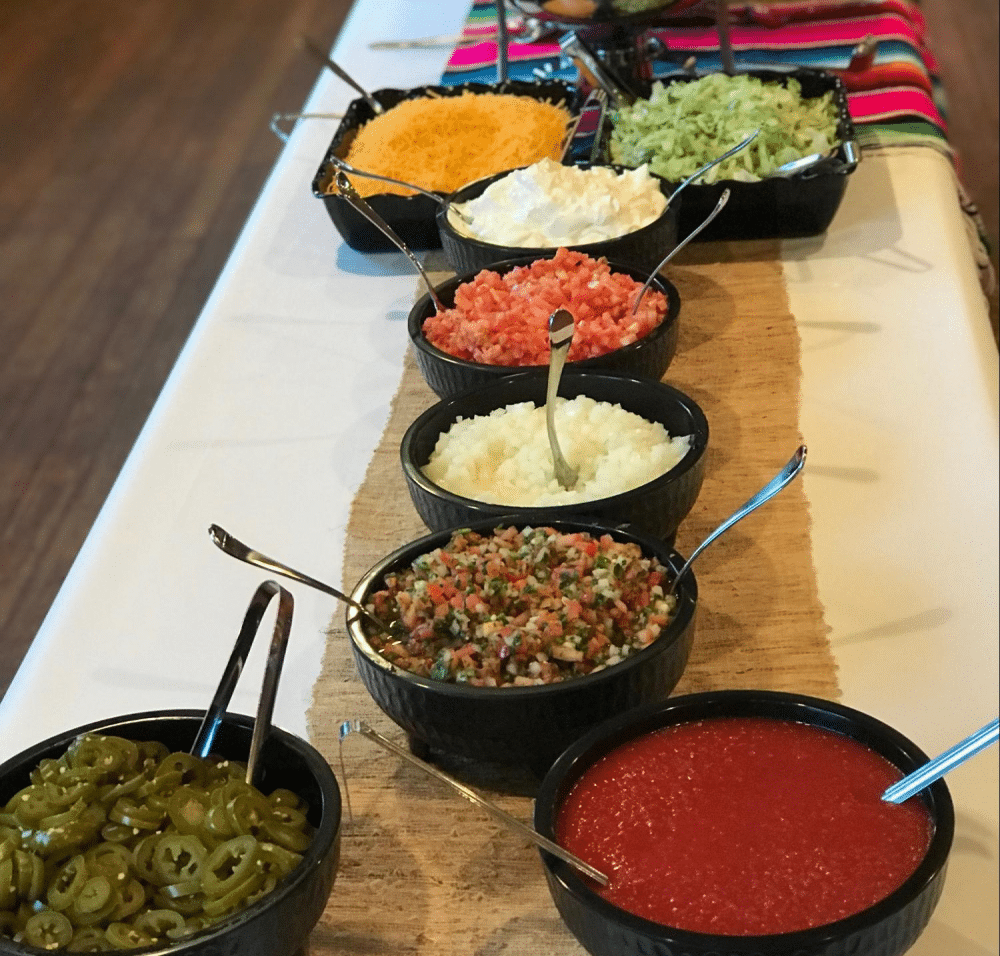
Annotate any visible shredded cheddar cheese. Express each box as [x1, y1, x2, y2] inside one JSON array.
[[335, 91, 571, 198]]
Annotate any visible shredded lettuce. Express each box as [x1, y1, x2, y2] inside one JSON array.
[[609, 74, 841, 182]]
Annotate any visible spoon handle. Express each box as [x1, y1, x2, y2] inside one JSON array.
[[632, 188, 730, 315], [882, 717, 999, 804], [545, 309, 579, 490], [666, 129, 759, 205], [339, 720, 609, 886], [208, 524, 391, 637], [328, 156, 445, 207], [334, 172, 444, 313], [668, 445, 806, 595], [300, 36, 383, 114]]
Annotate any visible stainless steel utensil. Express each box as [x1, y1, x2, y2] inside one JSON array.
[[767, 152, 830, 178], [208, 524, 400, 639], [882, 717, 999, 804], [631, 188, 731, 315], [190, 580, 294, 786], [339, 719, 609, 885], [333, 172, 445, 313], [327, 156, 472, 224], [665, 129, 759, 206], [667, 445, 807, 595], [299, 36, 384, 114], [545, 308, 579, 490]]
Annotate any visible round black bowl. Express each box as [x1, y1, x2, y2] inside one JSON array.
[[0, 710, 341, 956], [436, 163, 679, 275], [311, 79, 582, 253], [345, 517, 698, 775], [534, 690, 954, 956], [400, 371, 708, 543], [409, 254, 681, 399]]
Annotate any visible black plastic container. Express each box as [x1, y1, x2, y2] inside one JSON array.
[[409, 255, 681, 399], [534, 690, 953, 956], [400, 371, 708, 542], [0, 711, 341, 956], [600, 67, 859, 241], [436, 164, 680, 275], [312, 79, 582, 253], [345, 517, 698, 775]]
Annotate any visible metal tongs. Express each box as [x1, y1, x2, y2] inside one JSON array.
[[189, 580, 294, 786], [339, 720, 609, 885]]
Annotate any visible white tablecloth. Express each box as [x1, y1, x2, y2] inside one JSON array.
[[1, 1, 996, 952]]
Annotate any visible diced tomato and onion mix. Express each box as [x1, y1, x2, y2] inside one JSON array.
[[364, 526, 677, 686], [421, 248, 668, 367]]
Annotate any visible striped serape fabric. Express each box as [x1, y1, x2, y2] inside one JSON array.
[[440, 0, 994, 292]]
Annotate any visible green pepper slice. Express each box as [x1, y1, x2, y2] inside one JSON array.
[[66, 925, 116, 951], [202, 834, 259, 898], [48, 854, 89, 911], [23, 909, 74, 949], [152, 834, 207, 885], [132, 908, 186, 939]]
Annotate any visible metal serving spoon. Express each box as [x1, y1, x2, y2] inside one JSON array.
[[667, 445, 807, 596], [299, 36, 384, 114], [334, 171, 445, 313], [327, 156, 472, 225], [190, 580, 294, 786], [882, 716, 999, 804], [339, 719, 609, 885], [665, 129, 759, 206], [631, 188, 731, 315], [208, 524, 402, 640], [767, 152, 830, 178], [545, 308, 579, 491]]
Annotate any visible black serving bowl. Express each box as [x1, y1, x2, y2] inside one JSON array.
[[601, 67, 859, 241], [345, 517, 698, 775], [400, 371, 708, 543], [409, 254, 681, 399], [0, 710, 341, 956], [312, 79, 582, 253], [534, 690, 954, 956], [437, 163, 679, 275]]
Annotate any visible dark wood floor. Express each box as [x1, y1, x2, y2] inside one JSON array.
[[1, 0, 997, 701]]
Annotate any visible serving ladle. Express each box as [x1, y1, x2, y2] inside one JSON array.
[[208, 524, 404, 640], [333, 171, 445, 313], [632, 188, 731, 315], [545, 308, 579, 490], [339, 719, 609, 885], [667, 445, 807, 596], [299, 36, 384, 114], [327, 156, 473, 226]]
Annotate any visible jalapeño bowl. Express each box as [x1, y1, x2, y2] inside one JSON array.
[[534, 690, 954, 956], [0, 710, 341, 955], [345, 517, 698, 777]]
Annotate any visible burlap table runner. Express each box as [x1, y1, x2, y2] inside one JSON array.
[[305, 245, 838, 955]]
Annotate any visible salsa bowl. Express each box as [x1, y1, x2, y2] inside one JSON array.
[[345, 518, 698, 775], [534, 690, 953, 956]]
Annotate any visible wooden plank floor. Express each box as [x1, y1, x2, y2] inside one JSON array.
[[0, 0, 997, 701]]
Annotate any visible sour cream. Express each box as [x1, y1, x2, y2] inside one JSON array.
[[448, 158, 667, 247]]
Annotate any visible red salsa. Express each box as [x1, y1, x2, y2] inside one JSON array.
[[555, 717, 932, 935]]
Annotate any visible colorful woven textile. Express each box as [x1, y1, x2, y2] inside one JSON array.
[[441, 0, 948, 140]]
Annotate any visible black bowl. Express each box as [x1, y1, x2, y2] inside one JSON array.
[[601, 67, 859, 241], [400, 372, 708, 543], [0, 710, 341, 956], [437, 163, 679, 275], [312, 79, 582, 253], [409, 254, 682, 399], [534, 690, 954, 956], [346, 517, 698, 775]]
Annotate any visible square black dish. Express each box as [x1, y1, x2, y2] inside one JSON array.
[[597, 67, 859, 241], [312, 79, 584, 253]]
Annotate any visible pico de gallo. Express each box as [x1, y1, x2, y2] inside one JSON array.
[[364, 525, 677, 686]]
